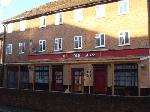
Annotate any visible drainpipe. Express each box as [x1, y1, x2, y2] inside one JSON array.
[[2, 24, 6, 87]]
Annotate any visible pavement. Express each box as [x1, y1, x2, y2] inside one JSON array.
[[0, 106, 36, 112]]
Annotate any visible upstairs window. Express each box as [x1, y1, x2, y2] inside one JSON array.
[[95, 33, 105, 48], [55, 13, 63, 25], [74, 9, 83, 22], [19, 42, 25, 54], [118, 0, 129, 14], [6, 44, 12, 54], [74, 36, 82, 49], [7, 23, 13, 33], [119, 31, 130, 46], [39, 40, 46, 52], [20, 20, 26, 31], [40, 16, 46, 27], [96, 4, 105, 18], [54, 38, 62, 51]]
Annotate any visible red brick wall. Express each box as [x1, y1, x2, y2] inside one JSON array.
[[4, 0, 149, 63], [0, 89, 150, 112]]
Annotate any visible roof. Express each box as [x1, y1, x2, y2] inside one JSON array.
[[3, 0, 118, 24]]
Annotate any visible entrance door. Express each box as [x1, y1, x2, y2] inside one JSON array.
[[94, 66, 107, 94], [72, 68, 84, 92], [52, 66, 63, 91]]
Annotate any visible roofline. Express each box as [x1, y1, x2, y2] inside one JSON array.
[[3, 0, 119, 24]]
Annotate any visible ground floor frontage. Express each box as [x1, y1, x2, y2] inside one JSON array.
[[3, 59, 150, 96], [2, 49, 150, 96]]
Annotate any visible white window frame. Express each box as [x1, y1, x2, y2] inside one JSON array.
[[20, 20, 26, 31], [95, 33, 105, 48], [118, 31, 130, 46], [74, 9, 83, 22], [39, 40, 46, 52], [96, 4, 105, 18], [7, 23, 13, 33], [6, 44, 12, 54], [55, 13, 63, 25], [19, 42, 25, 54], [40, 16, 46, 28], [74, 36, 82, 49], [118, 0, 129, 15], [54, 38, 63, 51]]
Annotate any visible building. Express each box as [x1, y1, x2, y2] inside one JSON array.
[[2, 0, 150, 96], [0, 33, 4, 86]]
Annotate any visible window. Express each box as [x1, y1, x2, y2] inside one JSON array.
[[7, 23, 13, 33], [54, 38, 62, 51], [74, 9, 83, 22], [40, 16, 46, 27], [20, 20, 26, 31], [55, 13, 63, 25], [95, 33, 105, 48], [39, 40, 46, 52], [74, 36, 82, 49], [118, 0, 129, 14], [35, 66, 49, 83], [19, 42, 25, 54], [119, 31, 130, 46], [6, 44, 12, 54], [96, 4, 105, 18]]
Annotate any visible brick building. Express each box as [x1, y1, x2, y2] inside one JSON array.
[[2, 0, 150, 96]]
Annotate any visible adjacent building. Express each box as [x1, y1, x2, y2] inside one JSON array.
[[2, 0, 150, 96]]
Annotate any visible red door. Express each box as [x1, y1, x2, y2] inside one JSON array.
[[94, 67, 107, 94], [52, 66, 63, 91]]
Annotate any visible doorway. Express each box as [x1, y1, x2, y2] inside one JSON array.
[[93, 65, 107, 94], [72, 68, 84, 92]]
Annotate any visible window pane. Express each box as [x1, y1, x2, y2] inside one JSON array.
[[101, 34, 104, 46], [125, 32, 129, 44]]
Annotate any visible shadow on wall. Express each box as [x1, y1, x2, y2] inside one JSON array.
[[5, 23, 149, 63]]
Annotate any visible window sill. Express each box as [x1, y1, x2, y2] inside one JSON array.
[[74, 48, 82, 50], [39, 25, 46, 28], [118, 44, 130, 46], [54, 50, 63, 52], [95, 46, 105, 48], [38, 50, 46, 53], [19, 52, 24, 54]]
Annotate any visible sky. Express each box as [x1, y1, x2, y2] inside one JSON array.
[[0, 0, 50, 32]]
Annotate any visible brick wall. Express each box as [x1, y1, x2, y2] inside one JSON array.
[[0, 88, 149, 112], [4, 0, 149, 63]]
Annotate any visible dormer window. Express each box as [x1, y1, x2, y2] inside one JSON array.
[[7, 23, 13, 33], [20, 20, 26, 31], [74, 9, 83, 22], [55, 13, 63, 25], [118, 0, 129, 15], [96, 4, 105, 18], [40, 16, 46, 27]]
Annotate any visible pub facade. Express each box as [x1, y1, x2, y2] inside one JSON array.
[[2, 0, 150, 96]]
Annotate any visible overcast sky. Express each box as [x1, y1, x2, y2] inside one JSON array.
[[0, 0, 50, 32]]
